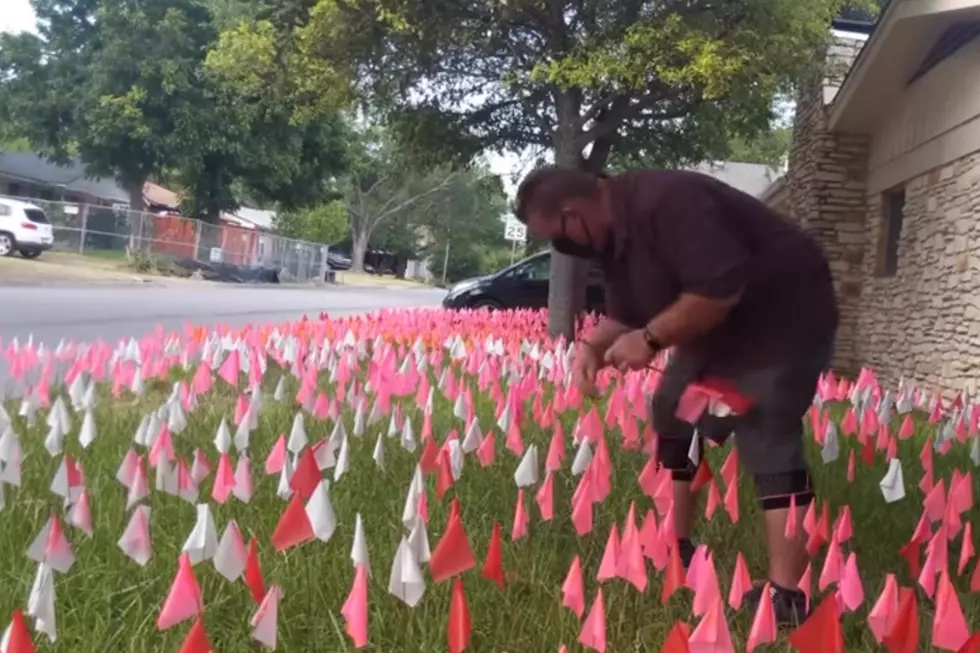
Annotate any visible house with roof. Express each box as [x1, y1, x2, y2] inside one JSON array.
[[0, 151, 129, 206], [761, 0, 980, 392], [692, 161, 784, 198]]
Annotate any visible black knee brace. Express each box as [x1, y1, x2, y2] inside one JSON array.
[[754, 469, 814, 511], [697, 414, 738, 446], [656, 434, 700, 481], [651, 393, 701, 481]]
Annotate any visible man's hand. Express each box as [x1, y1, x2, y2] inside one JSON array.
[[604, 329, 657, 372], [571, 341, 602, 397]]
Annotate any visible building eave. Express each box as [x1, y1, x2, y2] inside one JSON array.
[[759, 176, 787, 205], [829, 0, 980, 133]]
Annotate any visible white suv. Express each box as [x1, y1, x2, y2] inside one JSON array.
[[0, 198, 55, 258]]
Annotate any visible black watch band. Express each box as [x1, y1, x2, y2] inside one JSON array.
[[642, 327, 662, 352]]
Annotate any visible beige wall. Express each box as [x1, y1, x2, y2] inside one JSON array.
[[776, 31, 980, 391], [856, 34, 980, 391], [858, 153, 980, 392], [867, 36, 980, 194]]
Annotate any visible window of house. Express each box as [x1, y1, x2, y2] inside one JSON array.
[[878, 186, 905, 277]]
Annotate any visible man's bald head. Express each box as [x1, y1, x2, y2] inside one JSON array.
[[514, 166, 602, 225]]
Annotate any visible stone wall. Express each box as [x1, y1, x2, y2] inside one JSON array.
[[857, 154, 980, 392], [786, 36, 871, 376], [783, 33, 980, 391]]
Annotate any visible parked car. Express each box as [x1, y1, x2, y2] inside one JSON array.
[[0, 198, 55, 258], [327, 251, 352, 271], [442, 250, 606, 313]]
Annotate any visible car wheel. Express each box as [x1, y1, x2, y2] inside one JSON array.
[[471, 298, 503, 310], [19, 250, 41, 259], [0, 233, 14, 257]]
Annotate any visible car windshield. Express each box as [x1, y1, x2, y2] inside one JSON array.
[[24, 208, 51, 224], [514, 256, 550, 280]]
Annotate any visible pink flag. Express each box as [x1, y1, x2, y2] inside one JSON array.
[[157, 553, 203, 630], [561, 556, 585, 618], [578, 589, 606, 653], [341, 565, 368, 648]]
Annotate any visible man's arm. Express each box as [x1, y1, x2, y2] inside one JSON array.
[[580, 317, 631, 357], [645, 292, 741, 348], [645, 182, 750, 347], [579, 273, 633, 359]]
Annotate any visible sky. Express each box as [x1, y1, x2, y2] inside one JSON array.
[[0, 0, 36, 36]]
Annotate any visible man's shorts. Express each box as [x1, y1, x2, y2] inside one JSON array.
[[648, 341, 833, 476]]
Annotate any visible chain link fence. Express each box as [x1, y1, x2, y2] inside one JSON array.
[[1, 196, 331, 283]]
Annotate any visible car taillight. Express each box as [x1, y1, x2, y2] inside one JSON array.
[[20, 222, 37, 230]]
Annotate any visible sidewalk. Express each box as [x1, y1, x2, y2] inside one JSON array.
[[0, 254, 436, 292], [0, 254, 157, 286]]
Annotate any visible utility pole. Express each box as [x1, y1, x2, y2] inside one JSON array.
[[441, 238, 450, 286]]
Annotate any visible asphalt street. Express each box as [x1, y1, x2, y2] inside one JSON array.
[[0, 282, 446, 346]]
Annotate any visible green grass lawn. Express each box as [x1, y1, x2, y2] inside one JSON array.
[[0, 326, 978, 652], [79, 248, 128, 262]]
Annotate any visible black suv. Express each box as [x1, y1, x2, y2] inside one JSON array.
[[441, 250, 605, 313]]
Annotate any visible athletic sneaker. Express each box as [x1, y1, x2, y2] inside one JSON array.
[[742, 582, 809, 626], [677, 538, 697, 569]]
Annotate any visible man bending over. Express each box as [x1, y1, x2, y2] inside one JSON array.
[[514, 166, 838, 625]]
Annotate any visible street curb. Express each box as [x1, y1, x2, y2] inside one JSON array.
[[0, 276, 161, 288]]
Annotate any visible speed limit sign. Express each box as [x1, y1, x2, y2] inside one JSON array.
[[504, 218, 527, 242]]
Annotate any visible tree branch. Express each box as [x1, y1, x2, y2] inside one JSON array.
[[577, 87, 690, 147], [370, 170, 459, 230]]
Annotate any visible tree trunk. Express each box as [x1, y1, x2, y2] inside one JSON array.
[[123, 179, 147, 253], [546, 140, 590, 342], [394, 257, 408, 279], [351, 228, 369, 272]]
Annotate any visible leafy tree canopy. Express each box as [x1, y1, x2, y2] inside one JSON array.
[[275, 199, 350, 245], [0, 0, 351, 224], [259, 0, 875, 336], [333, 126, 461, 270], [724, 126, 792, 169], [0, 0, 218, 206]]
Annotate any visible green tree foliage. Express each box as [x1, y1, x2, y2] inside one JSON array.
[[200, 16, 354, 215], [275, 0, 873, 337], [203, 0, 270, 29], [0, 0, 218, 209], [0, 0, 351, 226], [417, 169, 509, 285], [838, 0, 888, 23], [725, 126, 793, 169], [202, 10, 353, 128], [336, 127, 459, 271], [275, 200, 350, 244], [364, 168, 510, 282]]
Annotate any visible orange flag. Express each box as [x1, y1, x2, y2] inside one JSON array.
[[447, 578, 472, 653], [883, 588, 919, 653], [660, 622, 691, 653], [271, 494, 314, 552], [178, 616, 212, 653], [788, 595, 844, 653], [661, 543, 685, 605], [481, 522, 505, 589], [429, 511, 476, 583]]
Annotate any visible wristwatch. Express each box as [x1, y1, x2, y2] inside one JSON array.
[[641, 326, 663, 353]]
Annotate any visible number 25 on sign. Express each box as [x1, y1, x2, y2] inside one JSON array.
[[504, 219, 527, 242]]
